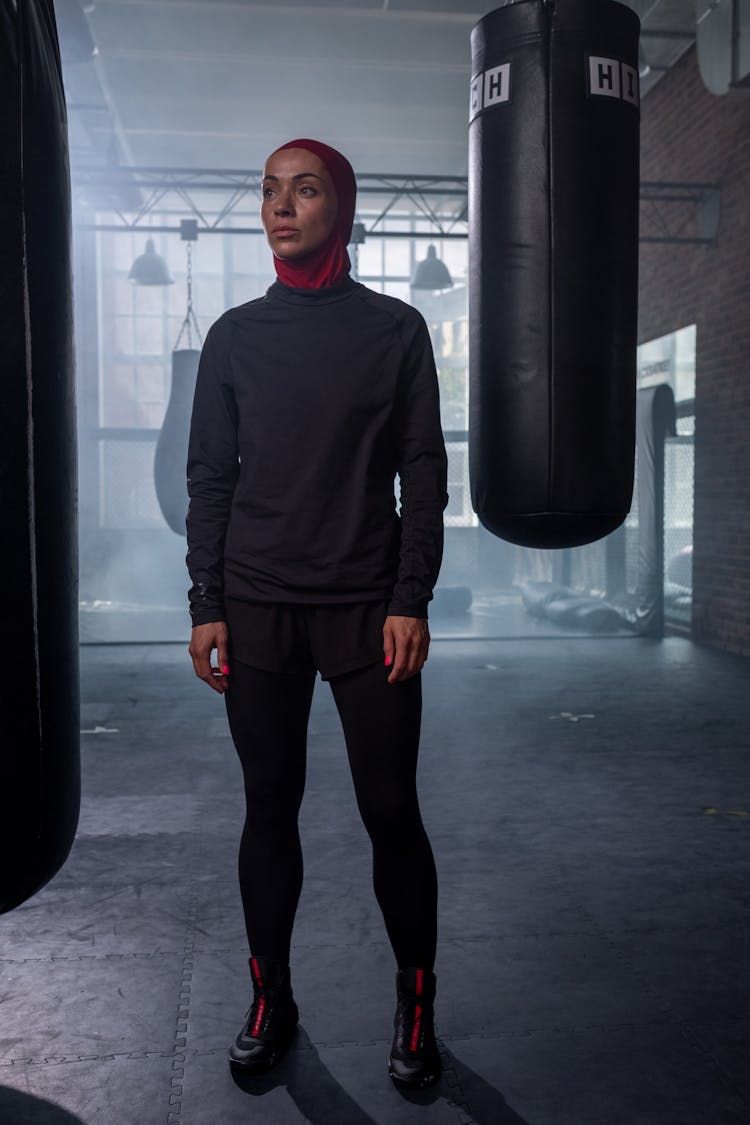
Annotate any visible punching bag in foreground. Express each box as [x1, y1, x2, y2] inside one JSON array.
[[469, 0, 640, 548], [0, 0, 80, 913]]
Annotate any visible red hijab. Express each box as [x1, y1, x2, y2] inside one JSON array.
[[268, 139, 357, 289]]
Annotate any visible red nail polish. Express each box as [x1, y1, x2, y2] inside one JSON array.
[[222, 665, 230, 675], [385, 655, 393, 667]]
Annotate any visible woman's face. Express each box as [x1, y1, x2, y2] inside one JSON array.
[[261, 148, 338, 260]]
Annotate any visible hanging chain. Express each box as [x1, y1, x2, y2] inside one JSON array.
[[173, 239, 204, 351]]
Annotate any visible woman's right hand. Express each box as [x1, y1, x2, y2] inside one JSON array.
[[189, 621, 230, 694]]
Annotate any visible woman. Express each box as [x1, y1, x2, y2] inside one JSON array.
[[186, 138, 448, 1091]]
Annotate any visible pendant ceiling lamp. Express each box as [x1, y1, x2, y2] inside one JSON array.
[[154, 220, 202, 535], [411, 244, 453, 291], [348, 220, 366, 281], [638, 45, 651, 79], [128, 237, 173, 286]]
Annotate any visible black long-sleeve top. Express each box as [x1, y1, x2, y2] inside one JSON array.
[[185, 276, 448, 626]]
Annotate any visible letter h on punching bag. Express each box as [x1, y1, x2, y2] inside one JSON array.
[[468, 0, 640, 549]]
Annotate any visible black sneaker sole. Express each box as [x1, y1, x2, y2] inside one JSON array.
[[228, 1025, 297, 1074], [229, 1049, 282, 1075], [388, 1057, 442, 1090]]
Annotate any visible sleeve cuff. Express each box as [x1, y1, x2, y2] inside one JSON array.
[[386, 598, 429, 619], [190, 609, 227, 627]]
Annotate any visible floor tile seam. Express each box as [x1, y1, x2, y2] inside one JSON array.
[[196, 919, 750, 955], [303, 1014, 684, 1049], [557, 863, 750, 1115], [0, 1049, 180, 1068], [213, 923, 742, 950], [687, 1013, 750, 1029], [3, 921, 743, 967], [0, 951, 188, 964], [4, 1014, 690, 1071], [164, 893, 196, 1125], [1, 1021, 674, 1071], [163, 811, 205, 1125], [0, 1043, 400, 1068], [1, 1016, 682, 1070], [436, 1038, 479, 1125], [439, 922, 750, 941]]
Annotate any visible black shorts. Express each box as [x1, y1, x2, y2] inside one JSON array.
[[224, 598, 389, 681]]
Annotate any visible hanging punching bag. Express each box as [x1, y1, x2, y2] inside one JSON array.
[[154, 349, 200, 535], [623, 384, 677, 638], [468, 0, 640, 549], [0, 1, 80, 913]]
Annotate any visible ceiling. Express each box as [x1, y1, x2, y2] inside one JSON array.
[[60, 0, 698, 185]]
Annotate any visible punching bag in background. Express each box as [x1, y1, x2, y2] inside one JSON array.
[[469, 0, 640, 549], [0, 0, 80, 913], [154, 349, 201, 535], [625, 384, 677, 637]]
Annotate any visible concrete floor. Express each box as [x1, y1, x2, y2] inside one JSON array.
[[1, 632, 749, 1124]]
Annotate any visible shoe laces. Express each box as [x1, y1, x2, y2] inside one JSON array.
[[397, 994, 430, 1052], [243, 989, 273, 1039]]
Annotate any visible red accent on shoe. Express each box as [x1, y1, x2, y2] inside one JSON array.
[[251, 997, 266, 1038], [249, 958, 266, 1037], [410, 1004, 423, 1052], [409, 971, 425, 1052]]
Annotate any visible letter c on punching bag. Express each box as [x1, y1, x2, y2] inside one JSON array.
[[468, 0, 640, 548]]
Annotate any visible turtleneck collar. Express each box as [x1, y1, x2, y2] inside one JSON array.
[[267, 276, 359, 305]]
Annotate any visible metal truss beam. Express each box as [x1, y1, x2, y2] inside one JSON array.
[[72, 166, 721, 245], [639, 181, 721, 246]]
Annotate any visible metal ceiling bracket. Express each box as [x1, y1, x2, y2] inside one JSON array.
[[73, 166, 722, 247]]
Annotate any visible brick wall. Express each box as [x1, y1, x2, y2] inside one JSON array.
[[638, 47, 750, 657]]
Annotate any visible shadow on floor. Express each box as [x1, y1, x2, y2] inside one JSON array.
[[228, 1026, 532, 1125], [439, 1044, 532, 1124], [0, 1087, 86, 1124], [230, 1029, 381, 1125]]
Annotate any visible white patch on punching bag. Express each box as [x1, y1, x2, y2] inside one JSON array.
[[484, 63, 511, 107], [620, 63, 639, 106], [469, 63, 511, 123], [587, 56, 639, 108], [589, 55, 621, 98]]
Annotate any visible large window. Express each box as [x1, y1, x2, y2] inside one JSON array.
[[93, 218, 474, 532], [637, 324, 696, 631]]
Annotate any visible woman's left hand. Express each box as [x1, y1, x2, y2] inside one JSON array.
[[383, 615, 430, 684]]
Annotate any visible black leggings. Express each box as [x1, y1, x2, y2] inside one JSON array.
[[224, 658, 438, 971]]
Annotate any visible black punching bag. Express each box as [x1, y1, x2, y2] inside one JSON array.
[[154, 349, 200, 535], [469, 0, 640, 548], [0, 0, 80, 913]]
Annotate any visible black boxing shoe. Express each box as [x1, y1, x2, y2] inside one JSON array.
[[228, 955, 299, 1074], [388, 966, 442, 1090]]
